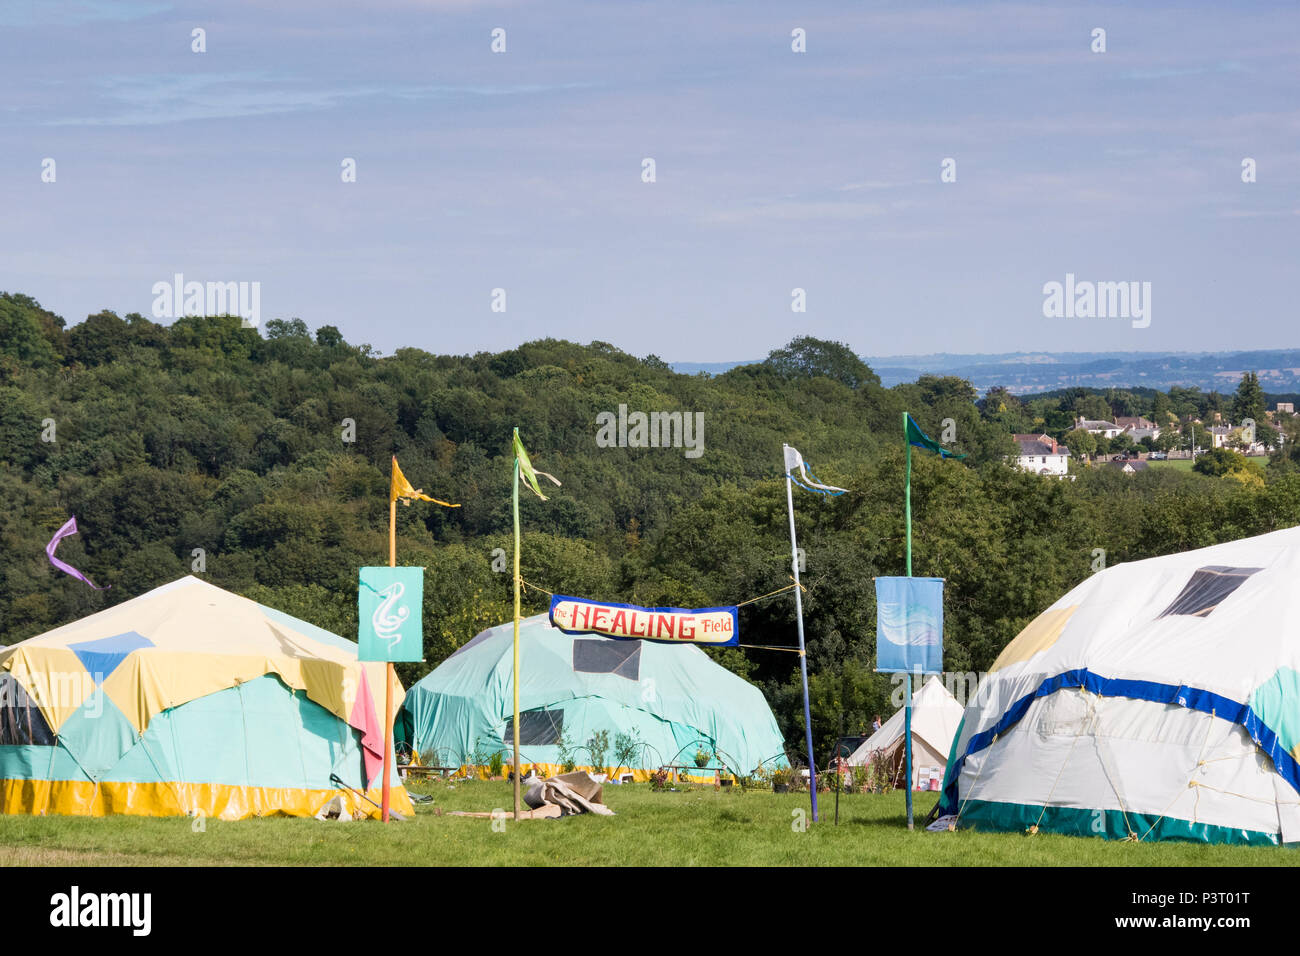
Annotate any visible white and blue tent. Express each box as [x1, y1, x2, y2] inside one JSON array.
[[938, 526, 1300, 845]]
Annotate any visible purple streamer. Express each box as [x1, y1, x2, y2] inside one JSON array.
[[46, 516, 110, 590]]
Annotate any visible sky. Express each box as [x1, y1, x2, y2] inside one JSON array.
[[2, 0, 1298, 362]]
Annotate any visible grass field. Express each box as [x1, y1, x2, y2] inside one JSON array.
[[1145, 457, 1267, 472], [0, 780, 1291, 866]]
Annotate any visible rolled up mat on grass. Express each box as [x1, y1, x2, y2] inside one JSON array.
[[329, 773, 407, 822]]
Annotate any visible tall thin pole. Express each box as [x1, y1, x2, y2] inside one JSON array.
[[905, 413, 913, 578], [512, 454, 522, 821], [834, 712, 843, 826], [382, 489, 397, 823], [902, 412, 914, 831], [785, 471, 819, 823], [904, 671, 914, 830]]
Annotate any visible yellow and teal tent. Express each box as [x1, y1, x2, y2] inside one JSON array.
[[0, 576, 413, 820]]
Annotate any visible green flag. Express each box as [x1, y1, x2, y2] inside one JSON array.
[[905, 413, 966, 459], [513, 428, 561, 500]]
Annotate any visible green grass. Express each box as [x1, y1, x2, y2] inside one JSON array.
[[1145, 457, 1267, 472], [0, 780, 1291, 866]]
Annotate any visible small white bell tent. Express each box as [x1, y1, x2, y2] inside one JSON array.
[[846, 676, 963, 790]]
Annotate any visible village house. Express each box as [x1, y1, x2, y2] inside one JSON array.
[[1011, 433, 1071, 477], [1208, 425, 1235, 450], [1104, 458, 1150, 475], [1116, 415, 1161, 442], [1073, 416, 1125, 439]]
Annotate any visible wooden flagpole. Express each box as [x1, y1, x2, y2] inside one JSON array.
[[784, 466, 819, 823], [382, 465, 397, 823]]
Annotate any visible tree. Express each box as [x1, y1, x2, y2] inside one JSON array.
[[1109, 433, 1136, 457], [315, 325, 345, 348], [1256, 421, 1279, 451], [763, 336, 880, 390], [1183, 422, 1209, 455], [0, 293, 63, 368], [1063, 428, 1097, 460], [1104, 389, 1139, 418], [66, 311, 130, 367], [1193, 448, 1248, 478], [1232, 372, 1266, 427], [1152, 391, 1173, 424], [1073, 394, 1112, 423], [265, 318, 310, 340]]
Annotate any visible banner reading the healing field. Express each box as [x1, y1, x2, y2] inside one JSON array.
[[358, 566, 425, 662], [875, 576, 944, 674], [549, 595, 738, 646]]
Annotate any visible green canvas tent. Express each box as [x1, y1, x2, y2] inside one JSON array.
[[400, 613, 788, 779]]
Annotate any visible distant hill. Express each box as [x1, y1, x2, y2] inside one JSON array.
[[673, 349, 1300, 394]]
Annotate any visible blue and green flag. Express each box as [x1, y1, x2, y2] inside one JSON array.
[[905, 413, 966, 460]]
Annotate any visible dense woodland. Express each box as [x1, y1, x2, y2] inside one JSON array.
[[4, 290, 1300, 761]]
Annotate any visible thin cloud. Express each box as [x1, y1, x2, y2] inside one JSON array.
[[41, 72, 600, 127]]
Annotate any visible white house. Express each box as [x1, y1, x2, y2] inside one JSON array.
[[1209, 425, 1233, 450], [1104, 459, 1150, 476], [1074, 417, 1124, 440], [1012, 433, 1071, 477], [1116, 416, 1161, 442]]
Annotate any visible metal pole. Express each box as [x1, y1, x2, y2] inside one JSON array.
[[512, 453, 522, 821], [835, 712, 843, 826], [785, 471, 818, 823], [903, 412, 914, 831], [904, 671, 914, 830]]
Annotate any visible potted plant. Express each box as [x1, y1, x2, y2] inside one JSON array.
[[557, 733, 577, 774], [587, 729, 610, 776], [771, 767, 793, 793], [694, 747, 710, 769]]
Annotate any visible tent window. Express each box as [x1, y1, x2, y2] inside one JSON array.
[[503, 709, 564, 747], [572, 639, 641, 680], [1158, 565, 1262, 619], [0, 675, 55, 746]]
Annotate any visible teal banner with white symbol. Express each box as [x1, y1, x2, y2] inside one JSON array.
[[358, 566, 424, 662]]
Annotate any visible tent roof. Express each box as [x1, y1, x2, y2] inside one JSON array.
[[847, 675, 963, 765], [0, 576, 392, 755]]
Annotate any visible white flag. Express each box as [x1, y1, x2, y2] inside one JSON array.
[[783, 444, 848, 495]]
